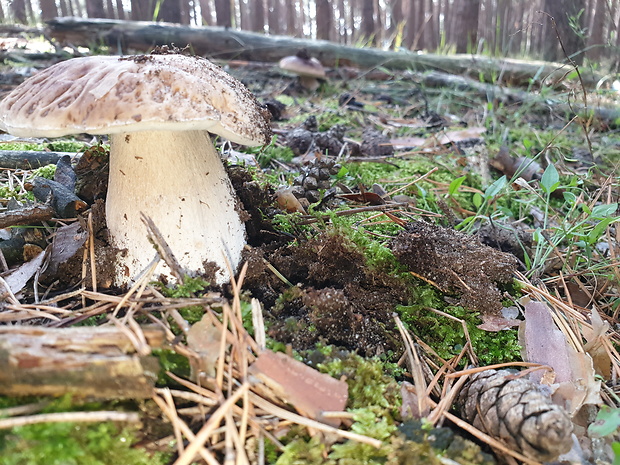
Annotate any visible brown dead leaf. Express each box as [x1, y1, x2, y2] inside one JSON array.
[[582, 309, 612, 379], [436, 127, 486, 144], [249, 350, 348, 426], [477, 312, 521, 332], [186, 313, 225, 378], [520, 300, 601, 417]]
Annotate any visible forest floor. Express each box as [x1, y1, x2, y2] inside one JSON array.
[[0, 39, 619, 465]]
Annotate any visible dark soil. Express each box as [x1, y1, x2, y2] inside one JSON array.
[[242, 231, 410, 357], [390, 220, 518, 315]]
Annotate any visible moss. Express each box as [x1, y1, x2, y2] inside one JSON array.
[[153, 348, 190, 384], [0, 396, 169, 465], [30, 164, 56, 180], [398, 304, 521, 366], [0, 422, 168, 465], [0, 141, 85, 153], [155, 276, 210, 298], [318, 351, 401, 414]]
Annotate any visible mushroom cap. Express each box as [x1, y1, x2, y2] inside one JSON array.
[[0, 54, 272, 145], [279, 55, 326, 79]]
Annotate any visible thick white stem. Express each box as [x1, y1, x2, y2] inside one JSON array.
[[106, 130, 246, 285]]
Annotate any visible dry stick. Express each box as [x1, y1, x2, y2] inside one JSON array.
[[394, 314, 430, 417], [250, 393, 383, 448], [173, 382, 251, 465], [298, 202, 410, 225], [425, 307, 478, 365], [162, 389, 185, 458], [0, 411, 140, 429], [88, 210, 97, 292], [387, 166, 439, 197], [152, 393, 220, 465], [112, 256, 160, 317]]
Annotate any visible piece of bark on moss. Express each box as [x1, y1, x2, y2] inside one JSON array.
[[0, 325, 165, 399]]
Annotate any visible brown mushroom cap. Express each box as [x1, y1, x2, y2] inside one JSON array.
[[279, 55, 326, 79], [0, 54, 272, 146]]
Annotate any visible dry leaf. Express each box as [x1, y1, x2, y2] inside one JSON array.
[[520, 300, 602, 416], [2, 249, 46, 295], [582, 309, 612, 379], [186, 313, 225, 378]]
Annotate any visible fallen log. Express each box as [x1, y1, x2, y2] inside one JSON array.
[[45, 17, 602, 88], [0, 325, 165, 399], [0, 150, 77, 169]]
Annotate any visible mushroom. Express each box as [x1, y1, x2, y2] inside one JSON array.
[[279, 49, 326, 91], [0, 54, 272, 285]]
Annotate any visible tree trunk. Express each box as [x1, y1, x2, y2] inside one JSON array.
[[158, 0, 181, 23], [360, 0, 375, 44], [588, 0, 606, 61], [251, 0, 265, 32], [316, 0, 332, 40], [389, 0, 403, 34], [131, 0, 156, 21], [454, 0, 480, 53], [200, 0, 213, 25], [40, 0, 58, 20], [115, 0, 125, 19], [214, 0, 232, 27], [11, 0, 28, 23], [267, 0, 280, 34], [86, 0, 106, 18], [543, 0, 585, 64], [286, 0, 297, 36]]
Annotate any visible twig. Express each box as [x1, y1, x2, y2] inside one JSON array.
[[0, 411, 140, 429]]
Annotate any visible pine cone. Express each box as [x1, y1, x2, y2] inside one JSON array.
[[292, 158, 341, 204], [457, 369, 573, 462]]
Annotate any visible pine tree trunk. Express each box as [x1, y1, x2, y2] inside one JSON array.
[[316, 0, 332, 40], [115, 0, 125, 19], [200, 0, 213, 25], [588, 0, 606, 61], [214, 0, 232, 27], [360, 0, 375, 43], [251, 0, 265, 32], [286, 0, 297, 36], [543, 0, 585, 64], [11, 0, 28, 23], [40, 0, 58, 20]]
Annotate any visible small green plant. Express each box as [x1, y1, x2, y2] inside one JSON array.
[[589, 406, 620, 464]]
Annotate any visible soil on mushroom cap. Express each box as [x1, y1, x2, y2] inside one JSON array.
[[242, 231, 410, 357]]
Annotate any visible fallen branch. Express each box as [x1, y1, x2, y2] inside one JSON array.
[[45, 17, 602, 88]]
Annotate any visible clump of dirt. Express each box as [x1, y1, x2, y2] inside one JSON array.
[[360, 127, 394, 157], [242, 231, 410, 356], [227, 165, 289, 247], [475, 221, 532, 267], [390, 221, 518, 314]]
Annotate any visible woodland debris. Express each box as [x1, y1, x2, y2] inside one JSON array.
[[0, 150, 78, 170], [0, 203, 55, 228], [27, 177, 87, 218], [0, 325, 165, 398], [249, 349, 348, 427], [390, 220, 518, 314], [291, 156, 341, 206], [457, 369, 574, 462], [45, 17, 603, 88], [360, 128, 394, 157]]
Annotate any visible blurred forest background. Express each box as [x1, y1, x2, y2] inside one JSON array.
[[0, 0, 618, 65]]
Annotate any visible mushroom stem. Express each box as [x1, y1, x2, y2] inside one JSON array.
[[299, 76, 321, 91], [106, 130, 246, 285]]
